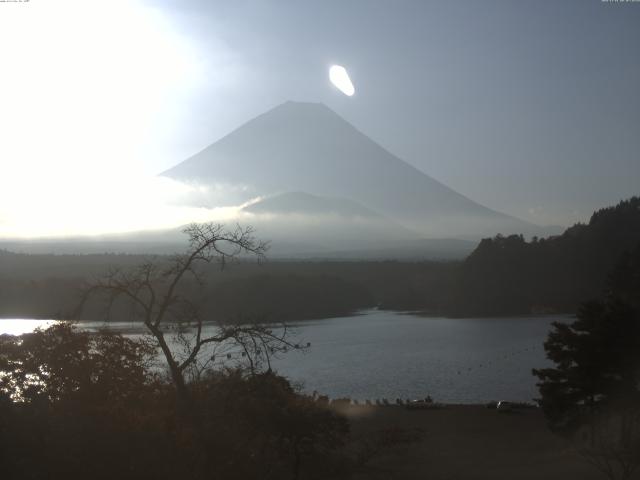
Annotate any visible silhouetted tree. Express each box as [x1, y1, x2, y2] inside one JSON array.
[[455, 197, 640, 316], [0, 325, 351, 480], [77, 223, 299, 411], [533, 244, 640, 480], [0, 322, 156, 403], [0, 323, 171, 480], [533, 298, 640, 431], [608, 242, 640, 311]]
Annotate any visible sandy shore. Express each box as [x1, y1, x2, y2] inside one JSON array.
[[338, 404, 620, 480]]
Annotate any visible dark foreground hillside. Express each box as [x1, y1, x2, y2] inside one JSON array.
[[345, 404, 605, 480]]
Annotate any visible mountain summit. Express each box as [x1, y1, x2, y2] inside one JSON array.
[[162, 101, 536, 238]]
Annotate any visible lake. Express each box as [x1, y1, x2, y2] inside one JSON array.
[[0, 310, 568, 404]]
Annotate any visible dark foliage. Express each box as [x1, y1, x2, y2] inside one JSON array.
[[532, 239, 640, 479], [454, 197, 640, 315], [533, 298, 640, 431], [190, 371, 350, 480], [608, 241, 640, 310], [531, 234, 640, 479], [209, 273, 374, 322], [0, 254, 455, 321], [0, 324, 171, 480], [532, 228, 640, 430], [0, 325, 351, 480]]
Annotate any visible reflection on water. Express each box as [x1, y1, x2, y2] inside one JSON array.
[[0, 310, 568, 403], [0, 319, 56, 336]]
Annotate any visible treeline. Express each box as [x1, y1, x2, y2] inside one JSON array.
[[0, 253, 456, 322], [1, 196, 638, 321], [451, 196, 640, 316]]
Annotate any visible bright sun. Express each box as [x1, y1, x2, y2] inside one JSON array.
[[329, 65, 355, 96], [0, 1, 212, 237]]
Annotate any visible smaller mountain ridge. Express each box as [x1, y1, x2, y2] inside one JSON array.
[[243, 191, 381, 218], [238, 191, 422, 256]]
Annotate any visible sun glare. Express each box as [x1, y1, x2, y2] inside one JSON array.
[[329, 65, 355, 96], [0, 1, 215, 237], [0, 175, 243, 238]]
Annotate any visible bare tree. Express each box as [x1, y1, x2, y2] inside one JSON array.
[[77, 223, 300, 410]]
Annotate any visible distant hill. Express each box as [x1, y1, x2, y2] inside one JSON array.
[[162, 101, 545, 239], [300, 238, 477, 261], [239, 191, 435, 257], [243, 191, 382, 218], [453, 196, 640, 315]]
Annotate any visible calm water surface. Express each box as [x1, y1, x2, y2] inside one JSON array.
[[1, 310, 569, 403]]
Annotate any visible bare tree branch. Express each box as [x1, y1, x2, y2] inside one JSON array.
[[76, 222, 298, 411]]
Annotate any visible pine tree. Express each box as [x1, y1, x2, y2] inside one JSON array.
[[533, 298, 640, 430]]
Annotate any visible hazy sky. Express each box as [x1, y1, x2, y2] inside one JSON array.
[[1, 0, 639, 235]]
